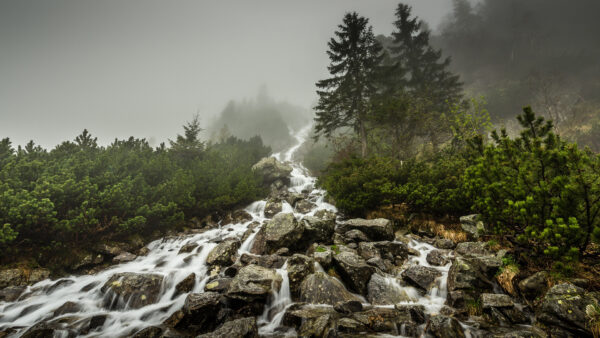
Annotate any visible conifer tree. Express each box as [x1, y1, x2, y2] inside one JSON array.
[[314, 12, 384, 158]]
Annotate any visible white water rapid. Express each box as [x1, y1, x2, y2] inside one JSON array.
[[0, 124, 457, 337]]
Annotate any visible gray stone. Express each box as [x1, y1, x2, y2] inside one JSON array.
[[367, 273, 414, 305], [518, 271, 549, 300], [112, 251, 136, 264], [100, 272, 164, 309], [196, 317, 258, 338], [226, 264, 281, 302], [481, 293, 514, 308], [339, 218, 395, 241], [206, 239, 240, 266], [250, 213, 303, 254], [299, 272, 362, 305], [427, 314, 466, 338], [263, 199, 282, 218], [333, 250, 375, 295], [174, 273, 196, 297], [427, 250, 449, 266], [401, 265, 442, 291], [252, 157, 293, 184]]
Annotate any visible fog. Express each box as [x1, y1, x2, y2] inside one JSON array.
[[0, 0, 452, 148]]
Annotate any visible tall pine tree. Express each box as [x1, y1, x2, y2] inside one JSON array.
[[314, 12, 383, 158]]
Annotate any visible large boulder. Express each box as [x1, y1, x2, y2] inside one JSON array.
[[283, 304, 339, 337], [536, 282, 597, 337], [263, 199, 282, 219], [332, 251, 375, 295], [252, 157, 293, 184], [338, 218, 395, 241], [427, 250, 449, 266], [226, 264, 281, 302], [206, 239, 240, 266], [100, 273, 164, 309], [352, 306, 427, 334], [301, 215, 335, 244], [401, 265, 442, 291], [459, 214, 486, 239], [299, 272, 362, 305], [295, 199, 316, 214], [286, 254, 314, 298], [250, 213, 303, 254], [0, 285, 25, 302], [481, 293, 514, 309], [367, 273, 414, 305], [196, 317, 258, 338], [167, 292, 225, 334], [518, 271, 549, 300], [427, 314, 466, 338], [174, 273, 196, 297], [446, 257, 495, 308]]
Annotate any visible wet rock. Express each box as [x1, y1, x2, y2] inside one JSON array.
[[427, 250, 449, 266], [367, 273, 414, 305], [518, 271, 549, 300], [131, 326, 163, 338], [299, 272, 362, 304], [339, 218, 395, 241], [206, 239, 240, 266], [460, 214, 486, 239], [252, 157, 293, 184], [344, 229, 370, 242], [358, 242, 380, 261], [284, 192, 304, 206], [337, 317, 367, 333], [226, 264, 281, 302], [352, 306, 425, 334], [295, 199, 316, 213], [250, 213, 303, 254], [263, 199, 282, 218], [367, 257, 392, 272], [204, 278, 232, 293], [20, 322, 74, 338], [427, 314, 466, 338], [231, 209, 253, 224], [333, 250, 375, 295], [168, 292, 224, 334], [275, 247, 289, 256], [0, 285, 25, 302], [178, 242, 199, 254], [481, 293, 514, 308], [113, 251, 136, 264], [536, 282, 596, 337], [240, 222, 260, 243], [53, 301, 81, 317], [334, 300, 363, 314], [401, 265, 442, 291], [287, 254, 314, 298], [138, 247, 150, 256], [447, 257, 494, 307], [283, 304, 338, 336], [301, 215, 335, 244], [101, 272, 164, 309], [239, 253, 285, 269], [196, 317, 258, 338], [434, 238, 456, 250], [313, 246, 333, 268], [174, 273, 196, 298]]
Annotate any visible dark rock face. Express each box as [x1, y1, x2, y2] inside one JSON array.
[[226, 264, 281, 302], [332, 251, 375, 295], [112, 252, 136, 264], [166, 292, 225, 334], [206, 239, 240, 266], [401, 265, 442, 291], [344, 229, 370, 242], [536, 283, 597, 337], [100, 273, 164, 310], [299, 272, 361, 305], [204, 278, 232, 293], [334, 300, 363, 314], [174, 273, 196, 298], [434, 238, 455, 250], [250, 213, 303, 254], [0, 285, 25, 302], [427, 314, 466, 338], [53, 301, 81, 317], [447, 257, 495, 307], [196, 317, 258, 338], [338, 218, 395, 241], [518, 271, 549, 300], [460, 214, 485, 239], [178, 242, 199, 254], [455, 241, 490, 256], [240, 253, 285, 269], [481, 293, 514, 308], [286, 254, 314, 298]]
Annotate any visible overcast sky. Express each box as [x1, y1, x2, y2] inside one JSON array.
[[0, 0, 454, 148]]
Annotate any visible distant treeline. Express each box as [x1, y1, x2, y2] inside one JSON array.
[[0, 117, 270, 253]]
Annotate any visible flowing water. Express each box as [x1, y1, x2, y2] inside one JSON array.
[[0, 125, 457, 337]]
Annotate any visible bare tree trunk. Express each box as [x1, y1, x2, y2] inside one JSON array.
[[360, 119, 367, 158]]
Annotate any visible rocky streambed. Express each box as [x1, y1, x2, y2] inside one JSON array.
[[0, 128, 598, 338]]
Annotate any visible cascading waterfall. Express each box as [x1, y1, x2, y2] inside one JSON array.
[[0, 124, 457, 337]]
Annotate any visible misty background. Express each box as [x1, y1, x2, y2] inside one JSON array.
[[0, 0, 455, 148]]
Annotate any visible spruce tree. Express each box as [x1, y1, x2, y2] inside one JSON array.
[[314, 12, 383, 158]]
